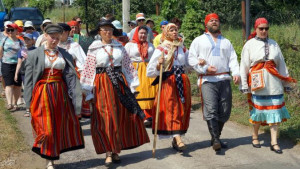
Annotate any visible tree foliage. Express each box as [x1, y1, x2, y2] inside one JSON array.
[[27, 0, 55, 14]]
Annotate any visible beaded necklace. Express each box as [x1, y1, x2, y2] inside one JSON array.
[[102, 46, 114, 67]]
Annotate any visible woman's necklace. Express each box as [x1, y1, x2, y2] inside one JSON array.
[[45, 50, 59, 63]]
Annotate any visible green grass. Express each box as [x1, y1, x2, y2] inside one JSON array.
[[44, 6, 80, 24], [0, 99, 28, 162]]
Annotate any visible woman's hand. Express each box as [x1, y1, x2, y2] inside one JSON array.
[[14, 74, 18, 82], [156, 56, 164, 70]]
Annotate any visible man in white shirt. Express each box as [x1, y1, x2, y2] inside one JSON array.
[[188, 13, 240, 153]]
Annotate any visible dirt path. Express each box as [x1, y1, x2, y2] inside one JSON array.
[[9, 108, 300, 169]]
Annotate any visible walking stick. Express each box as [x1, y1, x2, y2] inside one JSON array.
[[152, 54, 164, 158]]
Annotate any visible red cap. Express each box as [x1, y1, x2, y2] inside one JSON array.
[[204, 13, 219, 32], [7, 23, 23, 33]]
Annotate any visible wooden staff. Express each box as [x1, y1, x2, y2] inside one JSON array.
[[152, 53, 164, 158]]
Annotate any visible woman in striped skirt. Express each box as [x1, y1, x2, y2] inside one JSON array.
[[80, 20, 149, 166], [240, 18, 296, 154], [146, 23, 191, 152], [24, 24, 84, 169], [125, 25, 157, 127]]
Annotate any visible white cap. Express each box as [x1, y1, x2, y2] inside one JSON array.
[[112, 20, 122, 29], [24, 21, 34, 28], [4, 21, 13, 28], [42, 19, 52, 25]]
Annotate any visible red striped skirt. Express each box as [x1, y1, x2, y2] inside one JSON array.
[[91, 72, 150, 154], [30, 69, 84, 160], [152, 74, 191, 135]]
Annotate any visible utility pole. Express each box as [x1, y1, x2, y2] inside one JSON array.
[[245, 0, 250, 40], [241, 0, 246, 42], [122, 0, 130, 33]]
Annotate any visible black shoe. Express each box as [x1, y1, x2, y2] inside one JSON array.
[[172, 138, 186, 152], [112, 153, 121, 163], [252, 139, 261, 148], [270, 144, 283, 154]]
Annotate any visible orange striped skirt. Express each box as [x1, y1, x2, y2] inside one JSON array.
[[30, 69, 84, 160], [91, 72, 150, 154], [152, 74, 191, 135]]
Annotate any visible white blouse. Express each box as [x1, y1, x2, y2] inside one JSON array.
[[124, 42, 155, 62], [58, 38, 86, 72], [44, 51, 66, 70], [146, 45, 189, 77], [240, 38, 290, 95]]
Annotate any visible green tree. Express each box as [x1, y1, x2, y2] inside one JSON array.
[[28, 0, 55, 14]]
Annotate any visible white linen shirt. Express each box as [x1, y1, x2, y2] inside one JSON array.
[[124, 42, 155, 63], [188, 33, 240, 85]]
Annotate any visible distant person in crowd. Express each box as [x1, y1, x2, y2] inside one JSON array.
[[23, 21, 40, 42], [14, 33, 36, 117], [72, 16, 85, 36], [0, 23, 24, 112], [80, 20, 149, 167], [146, 18, 158, 37], [67, 20, 80, 37], [57, 23, 90, 118], [128, 20, 137, 32], [35, 18, 52, 47], [128, 13, 154, 43], [188, 13, 240, 153], [170, 17, 184, 38], [14, 20, 24, 41], [147, 23, 191, 152], [153, 20, 168, 48], [0, 21, 12, 98], [112, 20, 129, 46], [24, 24, 84, 169], [125, 25, 157, 127], [240, 17, 296, 154]]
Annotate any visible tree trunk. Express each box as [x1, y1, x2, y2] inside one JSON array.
[[156, 2, 160, 16]]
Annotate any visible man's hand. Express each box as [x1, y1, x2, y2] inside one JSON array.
[[207, 66, 217, 74], [198, 59, 206, 66], [232, 76, 240, 85]]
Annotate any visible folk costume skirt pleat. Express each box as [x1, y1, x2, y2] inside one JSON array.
[[91, 72, 149, 154], [30, 69, 84, 160], [152, 74, 191, 135]]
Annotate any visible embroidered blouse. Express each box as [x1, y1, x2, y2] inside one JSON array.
[[146, 45, 189, 77], [80, 39, 139, 101]]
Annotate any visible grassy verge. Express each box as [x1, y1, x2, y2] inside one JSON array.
[[0, 98, 28, 162], [44, 6, 80, 24]]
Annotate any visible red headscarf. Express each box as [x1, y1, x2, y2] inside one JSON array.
[[204, 13, 219, 32], [248, 17, 269, 40], [67, 21, 79, 27], [131, 26, 149, 61]]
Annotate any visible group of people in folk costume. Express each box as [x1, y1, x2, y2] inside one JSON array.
[[0, 11, 292, 169]]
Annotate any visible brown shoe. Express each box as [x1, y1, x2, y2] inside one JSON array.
[[112, 153, 121, 163], [10, 105, 19, 112], [7, 104, 13, 110]]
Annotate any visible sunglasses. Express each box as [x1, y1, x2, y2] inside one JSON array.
[[137, 19, 145, 22], [71, 26, 78, 29], [77, 21, 82, 24], [25, 27, 34, 31], [258, 27, 269, 31], [7, 28, 15, 32]]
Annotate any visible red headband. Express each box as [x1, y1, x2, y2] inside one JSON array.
[[67, 21, 79, 27], [204, 13, 219, 32], [248, 17, 269, 40]]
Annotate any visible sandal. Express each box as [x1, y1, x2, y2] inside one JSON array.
[[105, 155, 112, 167], [172, 138, 186, 151], [112, 153, 121, 163], [252, 138, 261, 148], [270, 144, 283, 154], [7, 104, 13, 110], [10, 105, 19, 112], [24, 110, 30, 117]]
